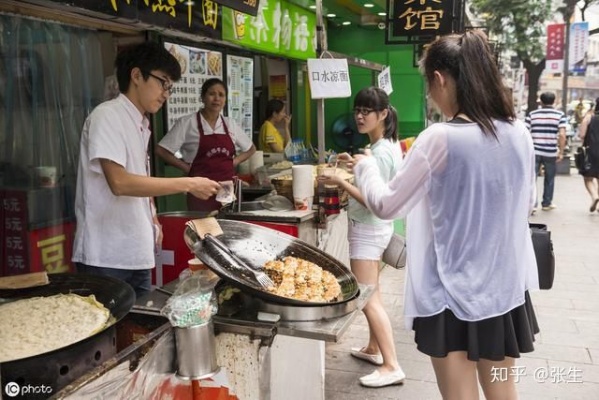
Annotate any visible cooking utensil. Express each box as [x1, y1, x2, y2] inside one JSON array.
[[184, 219, 359, 306], [187, 218, 274, 288], [204, 234, 274, 288], [187, 216, 223, 238], [0, 271, 49, 289]]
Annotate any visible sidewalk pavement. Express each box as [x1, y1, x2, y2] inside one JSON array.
[[324, 169, 599, 400]]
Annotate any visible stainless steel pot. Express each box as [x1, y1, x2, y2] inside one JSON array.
[[184, 219, 359, 307]]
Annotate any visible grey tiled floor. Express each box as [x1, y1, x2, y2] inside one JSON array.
[[325, 169, 599, 399]]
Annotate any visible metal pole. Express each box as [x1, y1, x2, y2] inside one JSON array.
[[561, 18, 571, 114], [560, 0, 577, 114], [315, 0, 326, 163]]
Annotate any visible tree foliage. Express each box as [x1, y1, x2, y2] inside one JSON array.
[[469, 0, 554, 112], [470, 0, 551, 63]]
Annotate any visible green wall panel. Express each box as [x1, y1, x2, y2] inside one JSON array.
[[320, 26, 425, 153]]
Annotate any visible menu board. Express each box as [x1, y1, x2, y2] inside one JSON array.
[[226, 55, 254, 140], [164, 42, 224, 129]]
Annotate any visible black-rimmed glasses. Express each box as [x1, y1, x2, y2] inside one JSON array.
[[353, 107, 376, 117], [148, 73, 174, 94]]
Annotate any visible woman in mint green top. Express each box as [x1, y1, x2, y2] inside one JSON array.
[[318, 87, 404, 388]]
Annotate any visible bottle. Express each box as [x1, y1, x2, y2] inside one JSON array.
[[287, 139, 303, 164], [294, 139, 307, 163]]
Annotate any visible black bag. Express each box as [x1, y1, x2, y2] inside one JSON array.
[[574, 146, 590, 173], [529, 223, 555, 290], [382, 233, 407, 269]]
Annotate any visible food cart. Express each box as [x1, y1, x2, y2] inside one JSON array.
[[0, 218, 370, 400]]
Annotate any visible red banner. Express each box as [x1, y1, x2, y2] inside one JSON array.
[[546, 24, 565, 73]]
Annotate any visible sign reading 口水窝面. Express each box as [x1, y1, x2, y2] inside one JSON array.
[[222, 0, 316, 60], [307, 58, 351, 99]]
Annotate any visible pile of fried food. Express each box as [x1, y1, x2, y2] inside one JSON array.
[[263, 256, 341, 302]]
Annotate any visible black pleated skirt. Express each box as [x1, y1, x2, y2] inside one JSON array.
[[412, 291, 539, 361]]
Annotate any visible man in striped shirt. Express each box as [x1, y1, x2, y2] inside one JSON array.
[[525, 92, 567, 212]]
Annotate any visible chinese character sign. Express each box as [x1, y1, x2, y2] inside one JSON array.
[[391, 0, 455, 37], [222, 0, 316, 60], [546, 23, 565, 73], [227, 55, 254, 140], [47, 0, 222, 38], [307, 58, 351, 99], [1, 190, 28, 275], [569, 22, 589, 75], [377, 67, 393, 95]]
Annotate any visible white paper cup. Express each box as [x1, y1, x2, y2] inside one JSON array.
[[35, 166, 57, 187], [294, 196, 313, 211], [292, 165, 314, 197]]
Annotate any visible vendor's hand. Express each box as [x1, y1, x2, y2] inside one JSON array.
[[284, 114, 292, 127], [189, 177, 221, 200]]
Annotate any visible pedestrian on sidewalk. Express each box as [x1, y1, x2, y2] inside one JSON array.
[[577, 98, 599, 212], [318, 87, 404, 388], [347, 30, 540, 400], [525, 91, 567, 212]]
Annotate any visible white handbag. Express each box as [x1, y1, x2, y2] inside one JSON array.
[[382, 233, 407, 269]]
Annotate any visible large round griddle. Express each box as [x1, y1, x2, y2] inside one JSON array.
[[0, 273, 135, 395], [184, 219, 359, 307], [0, 273, 135, 360]]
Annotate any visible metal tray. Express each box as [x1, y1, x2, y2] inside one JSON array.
[[184, 219, 359, 307]]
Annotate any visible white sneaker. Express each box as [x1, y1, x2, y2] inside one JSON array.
[[350, 347, 383, 366], [359, 368, 406, 387]]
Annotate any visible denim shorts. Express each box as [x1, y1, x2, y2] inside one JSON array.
[[348, 220, 394, 260]]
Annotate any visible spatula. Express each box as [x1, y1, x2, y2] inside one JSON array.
[[0, 271, 49, 290]]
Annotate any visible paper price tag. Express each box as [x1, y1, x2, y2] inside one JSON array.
[[378, 66, 393, 95]]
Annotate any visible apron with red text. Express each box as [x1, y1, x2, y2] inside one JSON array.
[[187, 113, 235, 212]]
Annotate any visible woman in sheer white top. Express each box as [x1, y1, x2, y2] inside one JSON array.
[[344, 30, 539, 400]]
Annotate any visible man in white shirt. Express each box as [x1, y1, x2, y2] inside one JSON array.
[[72, 42, 222, 298]]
